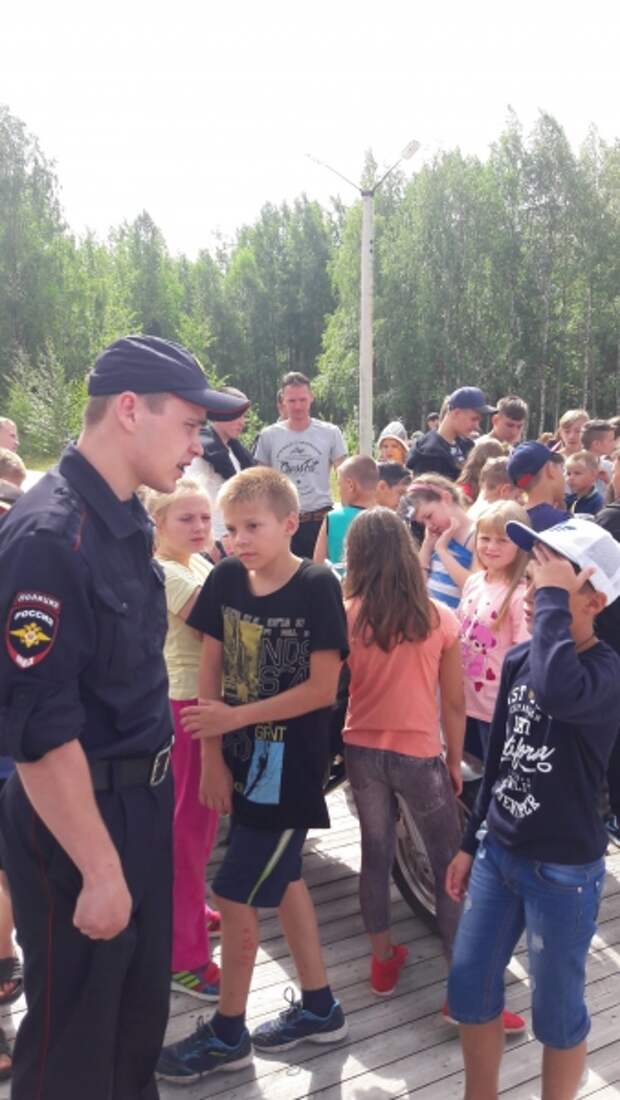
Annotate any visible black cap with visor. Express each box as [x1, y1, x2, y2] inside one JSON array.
[[88, 335, 251, 418]]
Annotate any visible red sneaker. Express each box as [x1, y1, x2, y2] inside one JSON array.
[[205, 906, 221, 937], [442, 1003, 526, 1034], [370, 945, 409, 996]]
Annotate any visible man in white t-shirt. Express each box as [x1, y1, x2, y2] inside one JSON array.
[[254, 372, 347, 556], [187, 387, 253, 541]]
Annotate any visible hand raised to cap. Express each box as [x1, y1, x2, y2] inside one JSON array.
[[530, 544, 595, 593]]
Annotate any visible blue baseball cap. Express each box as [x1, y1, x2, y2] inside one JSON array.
[[507, 441, 562, 489], [89, 335, 251, 417], [447, 387, 496, 414]]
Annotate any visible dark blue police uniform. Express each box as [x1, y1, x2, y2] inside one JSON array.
[[0, 335, 251, 1099], [0, 445, 174, 1099]]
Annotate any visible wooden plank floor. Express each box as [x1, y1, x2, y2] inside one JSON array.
[[2, 785, 620, 1097]]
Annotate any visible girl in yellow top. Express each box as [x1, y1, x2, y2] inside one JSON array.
[[147, 478, 220, 1001]]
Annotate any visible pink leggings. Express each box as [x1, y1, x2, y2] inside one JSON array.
[[170, 698, 220, 971]]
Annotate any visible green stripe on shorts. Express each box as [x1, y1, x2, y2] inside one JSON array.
[[246, 829, 295, 906]]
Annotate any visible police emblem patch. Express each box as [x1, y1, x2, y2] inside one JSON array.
[[5, 591, 61, 669]]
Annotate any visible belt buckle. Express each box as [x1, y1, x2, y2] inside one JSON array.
[[150, 745, 171, 787]]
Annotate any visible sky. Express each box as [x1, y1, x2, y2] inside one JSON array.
[[4, 0, 619, 257]]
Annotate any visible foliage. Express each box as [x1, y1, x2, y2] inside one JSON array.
[[2, 102, 620, 453], [240, 404, 265, 451], [6, 346, 86, 455]]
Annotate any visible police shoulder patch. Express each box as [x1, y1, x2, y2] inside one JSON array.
[[5, 591, 62, 669]]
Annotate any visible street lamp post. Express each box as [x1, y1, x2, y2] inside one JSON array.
[[308, 140, 420, 454], [359, 189, 375, 456]]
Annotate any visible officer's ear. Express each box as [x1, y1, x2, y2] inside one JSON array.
[[114, 392, 141, 432]]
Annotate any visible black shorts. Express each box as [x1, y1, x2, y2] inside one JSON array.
[[213, 824, 307, 908]]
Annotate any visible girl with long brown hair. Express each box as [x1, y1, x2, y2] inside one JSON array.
[[341, 507, 526, 1033], [342, 508, 464, 1000]]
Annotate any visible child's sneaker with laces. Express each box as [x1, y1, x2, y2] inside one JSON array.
[[251, 988, 348, 1052], [157, 1018, 252, 1082], [442, 1002, 526, 1034], [370, 944, 409, 996], [171, 960, 220, 1002]]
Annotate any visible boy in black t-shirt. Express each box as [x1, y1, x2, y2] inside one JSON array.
[[445, 518, 620, 1100], [158, 467, 349, 1084]]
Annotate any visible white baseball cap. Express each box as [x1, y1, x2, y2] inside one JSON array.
[[506, 517, 620, 606]]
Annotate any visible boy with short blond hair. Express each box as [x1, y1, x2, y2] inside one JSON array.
[[467, 457, 523, 520], [158, 466, 349, 1083], [313, 455, 378, 566], [581, 419, 615, 497], [565, 450, 604, 516]]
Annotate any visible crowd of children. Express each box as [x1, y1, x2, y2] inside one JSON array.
[[7, 338, 620, 1100], [126, 392, 620, 1100], [3, 387, 620, 1100]]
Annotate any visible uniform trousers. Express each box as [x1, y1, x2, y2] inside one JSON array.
[[0, 770, 173, 1100]]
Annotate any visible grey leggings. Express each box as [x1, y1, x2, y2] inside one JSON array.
[[345, 745, 463, 958]]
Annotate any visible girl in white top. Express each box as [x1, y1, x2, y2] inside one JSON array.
[[147, 478, 221, 1001]]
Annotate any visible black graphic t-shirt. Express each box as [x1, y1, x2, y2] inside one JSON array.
[[189, 557, 348, 829], [463, 586, 620, 864]]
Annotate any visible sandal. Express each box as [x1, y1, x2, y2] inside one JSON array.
[[0, 957, 23, 1006], [0, 1028, 12, 1080]]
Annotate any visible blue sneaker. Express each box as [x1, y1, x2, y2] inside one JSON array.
[[251, 988, 348, 1052], [156, 1019, 252, 1083]]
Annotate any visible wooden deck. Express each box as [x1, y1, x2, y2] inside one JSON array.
[[2, 785, 620, 1097]]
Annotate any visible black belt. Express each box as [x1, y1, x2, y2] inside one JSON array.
[[299, 507, 331, 523], [89, 743, 172, 792]]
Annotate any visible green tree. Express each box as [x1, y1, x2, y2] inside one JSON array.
[[7, 345, 86, 456], [0, 105, 67, 391], [109, 211, 183, 338]]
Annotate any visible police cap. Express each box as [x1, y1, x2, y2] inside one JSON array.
[[88, 335, 251, 417]]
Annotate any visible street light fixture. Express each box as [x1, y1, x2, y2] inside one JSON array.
[[308, 139, 420, 454]]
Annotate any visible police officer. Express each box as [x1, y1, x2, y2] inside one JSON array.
[[0, 336, 249, 1099]]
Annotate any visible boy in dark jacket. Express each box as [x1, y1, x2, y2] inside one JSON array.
[[446, 517, 620, 1100], [406, 387, 495, 480]]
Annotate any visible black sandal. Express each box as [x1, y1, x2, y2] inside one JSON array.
[[0, 1028, 11, 1081], [0, 957, 22, 1006]]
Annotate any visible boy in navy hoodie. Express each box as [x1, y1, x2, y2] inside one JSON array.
[[445, 518, 620, 1100]]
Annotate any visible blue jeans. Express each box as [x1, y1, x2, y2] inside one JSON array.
[[447, 835, 605, 1049]]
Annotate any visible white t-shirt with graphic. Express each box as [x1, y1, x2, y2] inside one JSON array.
[[254, 418, 347, 511]]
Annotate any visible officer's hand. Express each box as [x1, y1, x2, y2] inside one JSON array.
[[73, 869, 132, 940], [200, 759, 233, 814]]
